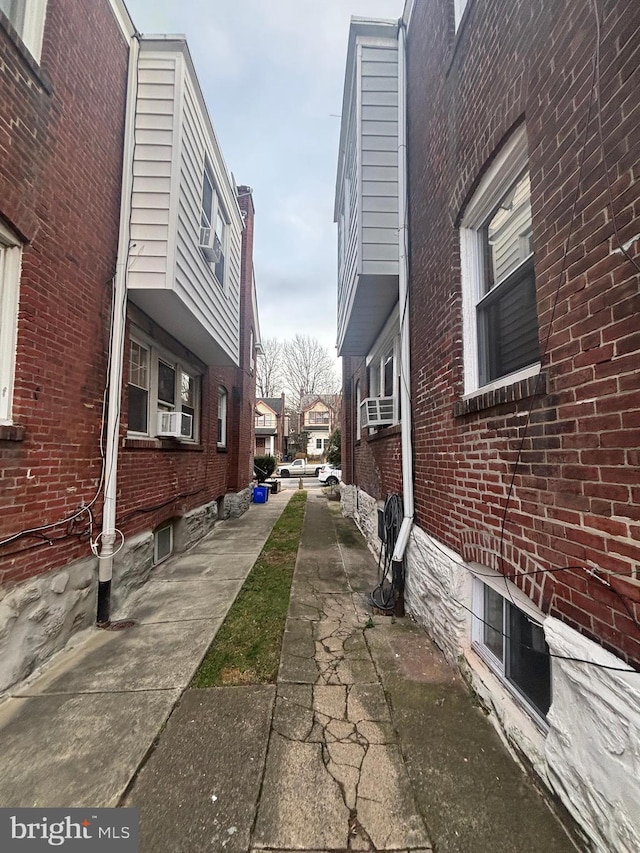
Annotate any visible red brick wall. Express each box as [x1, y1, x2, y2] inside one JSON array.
[[404, 0, 640, 664], [0, 4, 257, 589], [342, 357, 403, 502], [0, 0, 129, 584]]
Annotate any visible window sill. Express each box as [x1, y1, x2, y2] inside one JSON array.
[[0, 423, 26, 442], [123, 436, 204, 451], [217, 444, 228, 453], [366, 423, 401, 442], [469, 644, 550, 735], [453, 371, 547, 417]]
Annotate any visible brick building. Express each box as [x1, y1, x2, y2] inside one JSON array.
[[336, 2, 640, 849], [0, 2, 259, 693]]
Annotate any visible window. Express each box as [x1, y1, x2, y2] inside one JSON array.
[[316, 438, 322, 450], [256, 412, 276, 428], [0, 0, 47, 60], [154, 522, 173, 564], [127, 336, 200, 440], [217, 386, 227, 447], [200, 160, 227, 286], [0, 222, 22, 424], [472, 578, 551, 721], [361, 310, 401, 428], [128, 341, 149, 433], [308, 410, 329, 425], [460, 126, 540, 394], [355, 380, 361, 440]]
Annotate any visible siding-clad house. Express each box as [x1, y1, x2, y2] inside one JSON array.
[[300, 394, 341, 459], [0, 4, 259, 694], [336, 3, 640, 851], [255, 395, 287, 460]]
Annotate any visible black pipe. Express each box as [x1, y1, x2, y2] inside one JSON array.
[[97, 579, 111, 626]]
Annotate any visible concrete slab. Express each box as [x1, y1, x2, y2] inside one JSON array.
[[124, 686, 275, 853], [253, 733, 350, 851], [121, 578, 243, 623], [15, 619, 221, 696], [0, 689, 179, 807], [367, 616, 578, 853], [179, 538, 264, 556], [152, 553, 254, 581]]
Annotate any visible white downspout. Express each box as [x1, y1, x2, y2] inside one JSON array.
[[392, 18, 414, 563], [97, 32, 139, 624]]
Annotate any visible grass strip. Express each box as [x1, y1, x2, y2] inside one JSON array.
[[192, 490, 307, 687]]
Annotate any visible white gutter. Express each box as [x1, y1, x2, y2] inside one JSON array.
[[392, 18, 415, 563], [97, 32, 139, 624]]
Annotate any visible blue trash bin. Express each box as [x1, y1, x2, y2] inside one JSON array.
[[253, 485, 268, 503]]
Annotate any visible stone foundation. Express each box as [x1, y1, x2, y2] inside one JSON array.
[[0, 488, 251, 697], [340, 484, 640, 852]]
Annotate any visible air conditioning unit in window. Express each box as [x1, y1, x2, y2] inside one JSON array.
[[360, 397, 394, 428], [199, 227, 222, 263], [157, 411, 193, 439]]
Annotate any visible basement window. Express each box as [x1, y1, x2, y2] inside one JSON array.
[[154, 522, 173, 564], [472, 576, 551, 722]]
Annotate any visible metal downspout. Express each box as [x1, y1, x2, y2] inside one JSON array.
[[97, 33, 139, 625], [392, 18, 414, 565]]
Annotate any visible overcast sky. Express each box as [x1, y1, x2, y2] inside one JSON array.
[[124, 0, 405, 368]]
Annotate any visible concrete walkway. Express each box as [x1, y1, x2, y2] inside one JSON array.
[[0, 489, 580, 852], [0, 489, 292, 808]]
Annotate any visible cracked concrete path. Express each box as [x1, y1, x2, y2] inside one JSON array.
[[120, 490, 579, 853], [253, 492, 431, 852]]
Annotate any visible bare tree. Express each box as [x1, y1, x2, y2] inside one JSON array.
[[256, 337, 284, 398], [282, 335, 339, 409]]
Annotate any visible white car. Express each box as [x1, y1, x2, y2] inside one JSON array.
[[318, 465, 342, 486]]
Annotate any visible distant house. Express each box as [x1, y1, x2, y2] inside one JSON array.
[[255, 394, 288, 459], [300, 394, 341, 458], [336, 4, 640, 851], [0, 4, 259, 694]]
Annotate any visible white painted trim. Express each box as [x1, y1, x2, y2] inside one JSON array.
[[468, 562, 546, 623], [107, 0, 136, 40], [19, 0, 47, 62], [460, 125, 531, 394], [0, 223, 22, 424], [462, 362, 542, 401]]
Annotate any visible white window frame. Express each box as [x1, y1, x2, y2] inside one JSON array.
[[153, 522, 173, 564], [363, 308, 401, 427], [0, 222, 22, 425], [217, 386, 228, 448], [0, 0, 47, 61], [470, 566, 551, 726], [127, 333, 200, 442], [460, 126, 540, 396], [200, 158, 228, 289]]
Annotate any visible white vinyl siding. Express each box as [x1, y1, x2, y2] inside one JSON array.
[[335, 24, 400, 357], [359, 45, 399, 276], [175, 71, 241, 360], [127, 42, 243, 368]]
